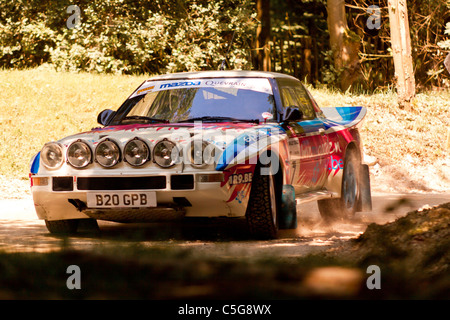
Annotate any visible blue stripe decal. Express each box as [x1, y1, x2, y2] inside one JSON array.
[[321, 106, 365, 130], [336, 106, 363, 122], [30, 152, 40, 174], [215, 125, 286, 171]]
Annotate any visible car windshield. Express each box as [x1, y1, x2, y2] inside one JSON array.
[[111, 78, 276, 124]]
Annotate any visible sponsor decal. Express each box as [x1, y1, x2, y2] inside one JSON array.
[[299, 139, 329, 158], [328, 156, 344, 170], [329, 140, 342, 153], [159, 81, 201, 89], [203, 78, 272, 94], [311, 162, 321, 183], [288, 139, 300, 156], [204, 79, 248, 87], [235, 190, 245, 203], [228, 172, 253, 185], [136, 86, 154, 95], [222, 165, 256, 203], [262, 112, 273, 120]]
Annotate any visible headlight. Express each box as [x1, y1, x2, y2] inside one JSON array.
[[95, 139, 121, 168], [124, 138, 150, 167], [67, 140, 92, 168], [153, 140, 178, 168], [41, 142, 64, 169], [188, 140, 216, 168]]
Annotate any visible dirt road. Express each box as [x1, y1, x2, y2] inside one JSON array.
[[1, 191, 448, 257]]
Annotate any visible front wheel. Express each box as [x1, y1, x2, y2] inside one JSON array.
[[246, 167, 279, 239], [318, 149, 360, 222]]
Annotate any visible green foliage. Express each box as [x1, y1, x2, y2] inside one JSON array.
[[0, 0, 257, 74], [437, 0, 450, 52], [408, 0, 450, 87], [320, 50, 339, 87], [1, 0, 449, 88], [268, 0, 329, 85], [0, 17, 55, 68], [438, 24, 450, 51]]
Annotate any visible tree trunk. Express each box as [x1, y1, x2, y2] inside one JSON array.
[[388, 0, 415, 110], [256, 0, 271, 71], [327, 0, 364, 91]]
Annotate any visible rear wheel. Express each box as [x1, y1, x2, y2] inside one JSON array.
[[318, 149, 360, 222], [246, 166, 278, 239]]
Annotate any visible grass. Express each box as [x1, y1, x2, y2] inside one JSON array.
[[0, 68, 148, 179], [0, 68, 449, 185]]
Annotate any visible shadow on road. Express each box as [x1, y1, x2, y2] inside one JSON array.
[[0, 192, 448, 255]]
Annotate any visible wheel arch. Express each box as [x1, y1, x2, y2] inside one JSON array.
[[344, 140, 362, 162]]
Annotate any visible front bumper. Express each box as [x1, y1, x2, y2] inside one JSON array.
[[31, 172, 249, 222]]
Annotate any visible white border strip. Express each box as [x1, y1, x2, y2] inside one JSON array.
[[129, 78, 273, 99]]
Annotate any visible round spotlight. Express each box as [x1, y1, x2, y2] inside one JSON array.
[[153, 140, 178, 168], [188, 140, 216, 168], [67, 140, 92, 168], [124, 138, 150, 167], [95, 139, 121, 168], [41, 142, 64, 169]]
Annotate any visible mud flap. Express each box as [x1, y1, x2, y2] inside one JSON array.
[[279, 184, 297, 229], [358, 164, 372, 212]]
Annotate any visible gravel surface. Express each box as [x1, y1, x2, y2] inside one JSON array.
[[0, 175, 31, 200]]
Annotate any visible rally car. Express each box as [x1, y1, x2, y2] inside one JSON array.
[[29, 70, 371, 238]]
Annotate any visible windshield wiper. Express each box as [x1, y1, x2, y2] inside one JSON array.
[[177, 116, 259, 124], [121, 116, 169, 124]]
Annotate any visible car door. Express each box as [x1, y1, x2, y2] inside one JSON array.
[[278, 79, 329, 193]]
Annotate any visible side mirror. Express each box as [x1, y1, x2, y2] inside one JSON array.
[[97, 109, 115, 126], [283, 107, 303, 122]]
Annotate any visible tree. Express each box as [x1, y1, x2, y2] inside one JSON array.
[[326, 0, 364, 91], [255, 0, 271, 71], [388, 0, 415, 110]]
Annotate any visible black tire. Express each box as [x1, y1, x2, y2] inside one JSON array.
[[246, 166, 279, 239], [45, 219, 79, 234], [318, 149, 361, 222]]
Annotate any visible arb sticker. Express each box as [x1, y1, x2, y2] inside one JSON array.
[[262, 112, 273, 120]]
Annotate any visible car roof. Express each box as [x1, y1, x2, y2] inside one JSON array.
[[146, 70, 299, 82]]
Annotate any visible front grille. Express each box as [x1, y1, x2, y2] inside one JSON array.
[[77, 176, 166, 190]]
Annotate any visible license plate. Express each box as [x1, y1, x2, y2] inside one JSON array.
[[86, 191, 156, 208]]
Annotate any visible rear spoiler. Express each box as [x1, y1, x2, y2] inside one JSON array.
[[321, 106, 367, 129]]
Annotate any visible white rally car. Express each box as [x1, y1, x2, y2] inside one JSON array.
[[30, 70, 371, 238]]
